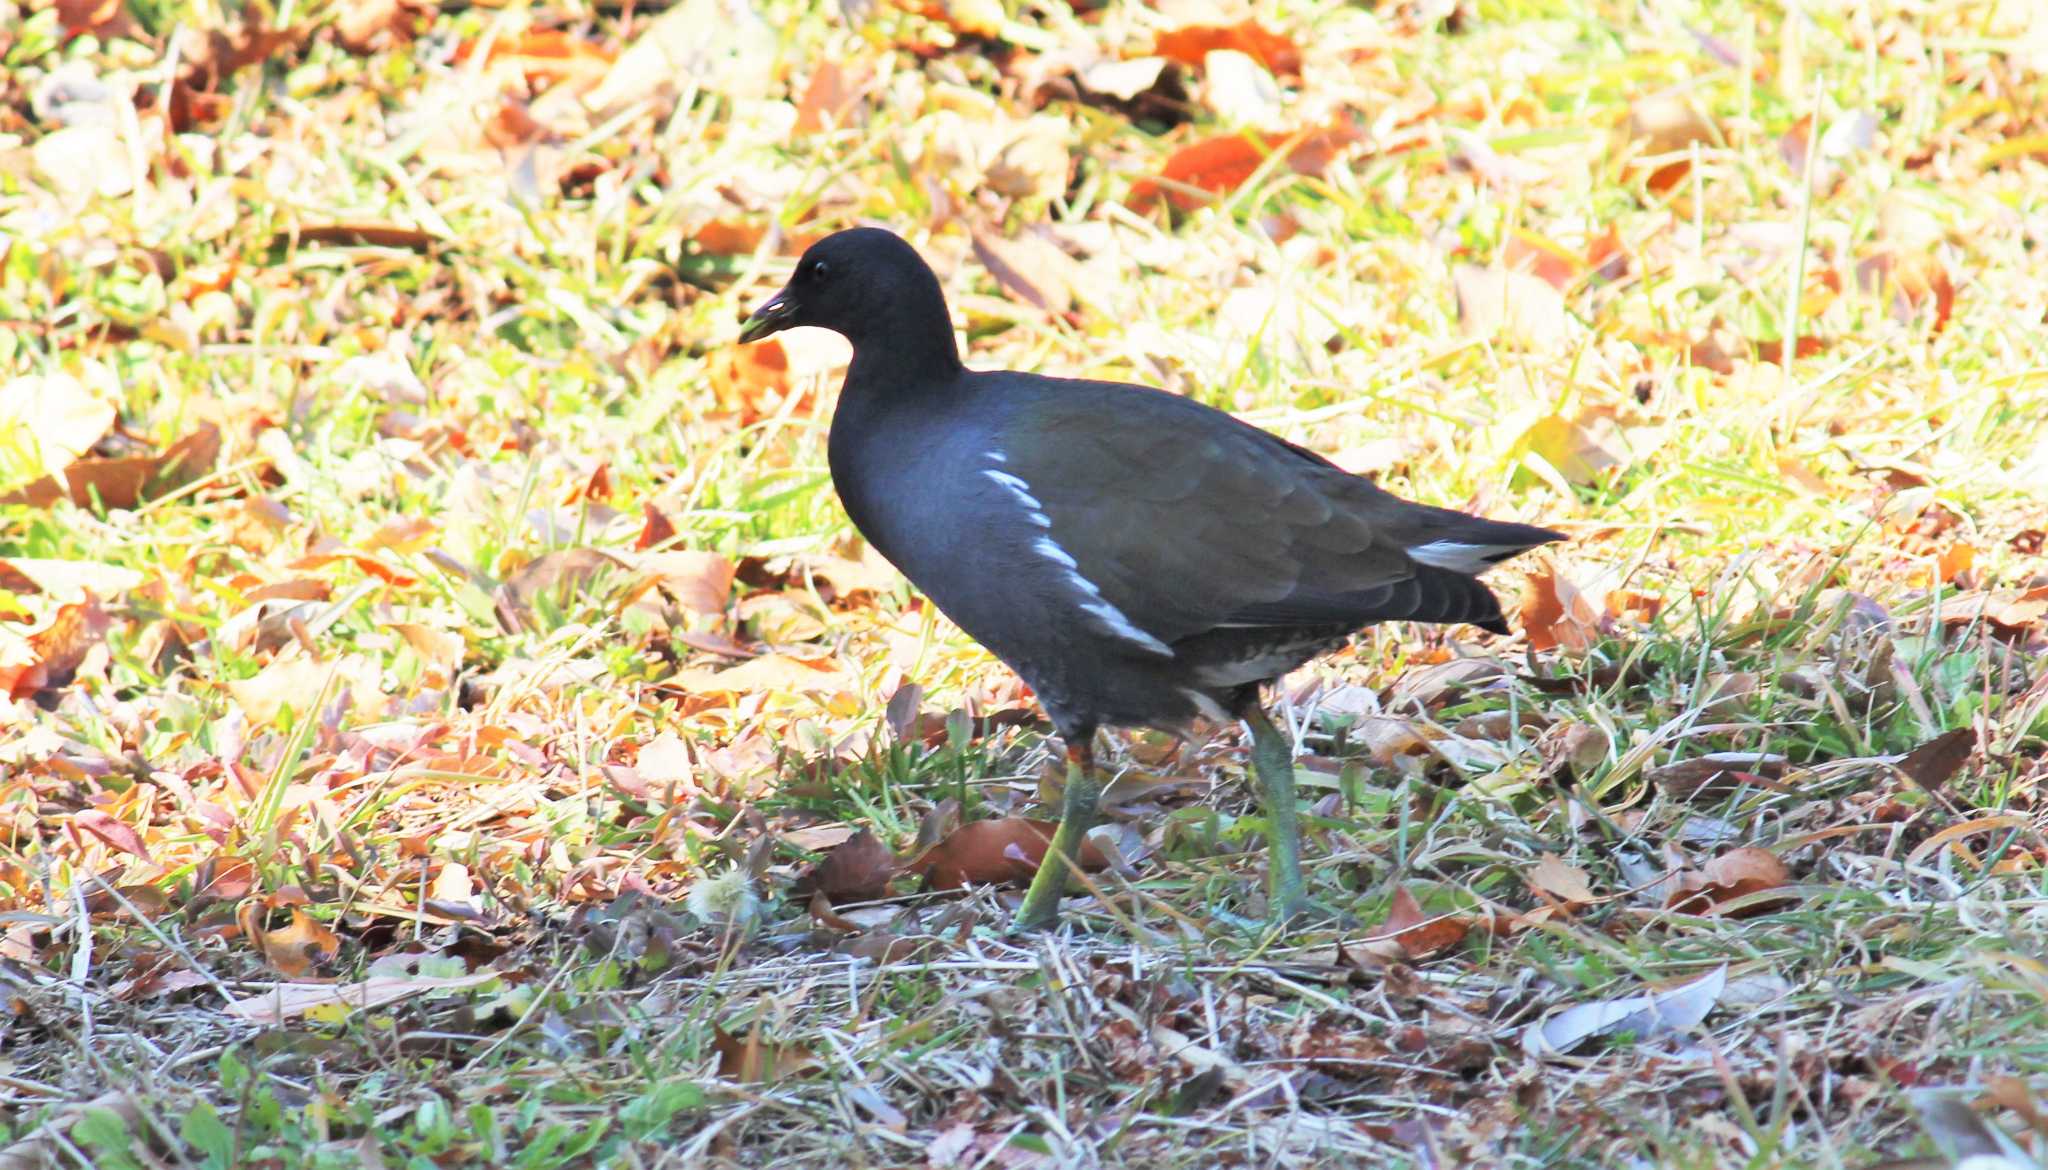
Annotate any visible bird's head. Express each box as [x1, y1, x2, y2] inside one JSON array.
[[737, 227, 951, 356]]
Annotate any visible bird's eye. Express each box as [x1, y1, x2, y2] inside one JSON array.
[[808, 259, 831, 281]]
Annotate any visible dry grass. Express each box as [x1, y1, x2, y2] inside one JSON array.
[[1, 0, 2046, 1166]]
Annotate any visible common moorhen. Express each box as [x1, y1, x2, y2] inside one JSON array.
[[738, 227, 1560, 929]]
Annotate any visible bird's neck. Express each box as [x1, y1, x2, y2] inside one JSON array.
[[843, 326, 963, 396]]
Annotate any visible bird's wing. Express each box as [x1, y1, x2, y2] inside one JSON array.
[[988, 380, 1423, 653]]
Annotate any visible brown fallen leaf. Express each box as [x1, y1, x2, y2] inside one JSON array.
[[452, 28, 616, 90], [493, 548, 625, 633], [1665, 847, 1793, 917], [331, 0, 433, 55], [275, 222, 442, 251], [1, 593, 112, 701], [70, 809, 151, 862], [793, 59, 870, 135], [1528, 854, 1596, 909], [906, 818, 1109, 890], [712, 1022, 816, 1083], [1517, 563, 1602, 654], [797, 829, 899, 903], [1893, 729, 1973, 796], [708, 338, 811, 424], [1367, 886, 1471, 961], [1856, 249, 1955, 333], [56, 0, 141, 41], [635, 502, 679, 552], [972, 227, 1083, 316], [0, 425, 222, 511], [1645, 752, 1789, 801], [239, 905, 342, 978], [634, 550, 735, 615]]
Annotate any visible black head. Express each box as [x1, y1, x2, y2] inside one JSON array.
[[737, 228, 959, 370]]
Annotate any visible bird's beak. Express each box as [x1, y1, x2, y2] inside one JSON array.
[[738, 289, 796, 344]]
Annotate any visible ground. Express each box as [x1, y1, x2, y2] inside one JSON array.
[[1, 0, 2046, 1166]]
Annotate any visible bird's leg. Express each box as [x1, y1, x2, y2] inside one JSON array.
[[1239, 701, 1310, 922], [1012, 738, 1102, 932]]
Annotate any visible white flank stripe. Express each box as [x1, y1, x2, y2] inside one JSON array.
[[1033, 537, 1078, 568], [984, 455, 1173, 658], [982, 468, 1043, 509]]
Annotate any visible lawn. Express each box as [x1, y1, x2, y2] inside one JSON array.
[[1, 0, 2046, 1166]]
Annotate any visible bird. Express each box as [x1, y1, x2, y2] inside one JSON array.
[[737, 226, 1561, 930]]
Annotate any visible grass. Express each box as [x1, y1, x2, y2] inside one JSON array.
[[1, 0, 2046, 1166]]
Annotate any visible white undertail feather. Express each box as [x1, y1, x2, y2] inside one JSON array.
[[1405, 540, 1528, 575]]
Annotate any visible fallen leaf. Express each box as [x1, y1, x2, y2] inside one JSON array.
[[1665, 847, 1793, 917], [1523, 965, 1727, 1057], [1625, 93, 1720, 196], [668, 652, 849, 698], [633, 550, 735, 615], [972, 227, 1082, 314], [1131, 125, 1354, 212], [493, 548, 625, 632], [582, 0, 778, 110], [712, 1023, 817, 1082], [1645, 752, 1788, 801], [1528, 854, 1595, 909], [0, 424, 221, 511], [708, 338, 810, 424], [1517, 563, 1602, 654], [454, 28, 615, 89], [799, 829, 899, 903], [1893, 729, 1972, 795], [1511, 411, 1623, 485], [1856, 249, 1955, 333], [223, 970, 498, 1024], [1155, 20, 1301, 76], [1454, 266, 1575, 350], [70, 810, 150, 862], [242, 905, 341, 978], [906, 818, 1108, 890], [0, 374, 116, 482], [276, 222, 442, 250], [56, 0, 141, 40], [793, 59, 870, 134], [3, 593, 112, 701], [1367, 886, 1471, 960], [332, 0, 433, 55], [636, 502, 679, 551]]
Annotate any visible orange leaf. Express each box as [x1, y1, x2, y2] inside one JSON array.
[[1154, 20, 1301, 76], [1370, 886, 1470, 960], [635, 502, 678, 551], [1517, 563, 1602, 654], [712, 1023, 817, 1083], [6, 594, 113, 701], [708, 339, 810, 425], [906, 818, 1108, 890], [242, 905, 342, 978], [56, 0, 140, 40], [1131, 126, 1354, 212]]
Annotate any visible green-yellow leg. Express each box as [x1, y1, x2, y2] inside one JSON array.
[[1012, 741, 1102, 931], [1241, 703, 1310, 922]]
